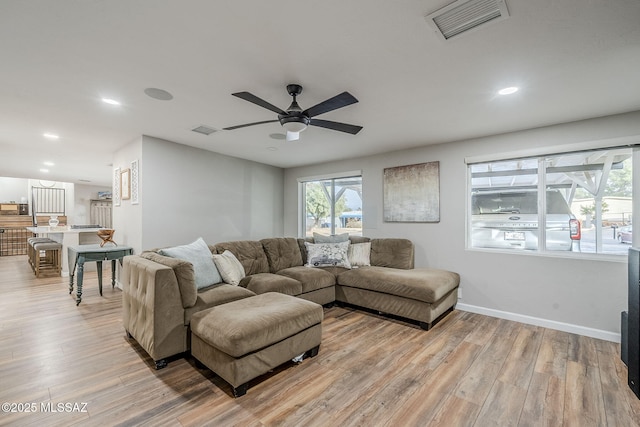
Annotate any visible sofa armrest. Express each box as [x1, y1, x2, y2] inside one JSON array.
[[139, 251, 198, 308], [122, 255, 189, 362]]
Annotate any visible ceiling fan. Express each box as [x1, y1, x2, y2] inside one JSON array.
[[223, 84, 363, 141]]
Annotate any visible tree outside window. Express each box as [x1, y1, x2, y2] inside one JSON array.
[[302, 176, 362, 237]]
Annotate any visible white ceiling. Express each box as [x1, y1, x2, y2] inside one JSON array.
[[1, 0, 639, 187]]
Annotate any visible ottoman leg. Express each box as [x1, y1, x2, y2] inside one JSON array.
[[305, 345, 320, 359], [419, 321, 432, 331], [233, 383, 248, 398]]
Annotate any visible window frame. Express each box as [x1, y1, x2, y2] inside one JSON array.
[[466, 145, 636, 261], [297, 170, 363, 238]]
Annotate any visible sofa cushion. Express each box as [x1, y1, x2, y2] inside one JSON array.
[[139, 251, 198, 309], [184, 283, 256, 325], [213, 240, 270, 275], [190, 292, 323, 358], [348, 236, 371, 244], [240, 272, 302, 296], [305, 241, 351, 268], [212, 250, 245, 286], [277, 266, 336, 293], [370, 239, 414, 269], [158, 237, 222, 289], [260, 237, 304, 273], [337, 266, 459, 304]]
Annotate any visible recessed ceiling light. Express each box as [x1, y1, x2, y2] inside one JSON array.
[[43, 161, 54, 166], [40, 168, 49, 173], [144, 88, 173, 101], [269, 133, 286, 140], [43, 133, 59, 140], [266, 147, 278, 151], [102, 98, 121, 106], [498, 87, 519, 95]]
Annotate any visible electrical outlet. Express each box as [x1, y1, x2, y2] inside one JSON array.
[[458, 288, 462, 299]]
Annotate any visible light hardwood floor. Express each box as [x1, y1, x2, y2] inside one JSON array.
[[1, 254, 639, 426]]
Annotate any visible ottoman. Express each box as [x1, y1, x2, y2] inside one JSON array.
[[190, 292, 323, 397]]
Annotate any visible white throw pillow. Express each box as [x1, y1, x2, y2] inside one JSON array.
[[305, 241, 351, 268], [212, 250, 246, 286], [348, 242, 371, 267], [159, 237, 222, 289]]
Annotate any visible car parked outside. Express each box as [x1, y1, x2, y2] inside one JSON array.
[[471, 189, 581, 251], [618, 225, 633, 244]]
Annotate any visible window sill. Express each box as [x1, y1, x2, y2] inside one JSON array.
[[465, 246, 628, 263]]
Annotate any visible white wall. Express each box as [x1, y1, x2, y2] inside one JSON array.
[[113, 135, 284, 254], [71, 183, 112, 225], [284, 110, 640, 339], [112, 137, 144, 252], [0, 177, 29, 203]]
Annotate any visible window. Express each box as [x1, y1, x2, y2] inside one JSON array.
[[301, 175, 362, 237], [468, 147, 633, 255]]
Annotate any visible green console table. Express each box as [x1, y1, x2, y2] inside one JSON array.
[[68, 244, 133, 305]]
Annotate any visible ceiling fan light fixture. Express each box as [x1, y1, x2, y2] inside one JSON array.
[[282, 122, 307, 133], [280, 116, 309, 133], [225, 84, 362, 137], [286, 131, 300, 141]]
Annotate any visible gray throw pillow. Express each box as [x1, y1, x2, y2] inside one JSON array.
[[305, 241, 351, 268], [159, 237, 222, 289], [313, 232, 350, 243]]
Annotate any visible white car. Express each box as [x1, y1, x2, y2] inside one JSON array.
[[471, 189, 581, 251]]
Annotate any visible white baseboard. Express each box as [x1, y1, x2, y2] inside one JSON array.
[[456, 303, 621, 343]]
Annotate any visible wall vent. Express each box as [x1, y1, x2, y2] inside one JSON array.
[[191, 125, 217, 135], [425, 0, 510, 41]]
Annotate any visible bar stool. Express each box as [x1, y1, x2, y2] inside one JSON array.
[[32, 241, 62, 277], [28, 237, 54, 271]]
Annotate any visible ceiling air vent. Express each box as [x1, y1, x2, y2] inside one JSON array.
[[191, 125, 217, 136], [425, 0, 510, 41]]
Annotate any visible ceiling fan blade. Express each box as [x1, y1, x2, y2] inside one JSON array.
[[302, 91, 358, 118], [223, 119, 279, 131], [231, 92, 287, 115], [310, 119, 363, 135]]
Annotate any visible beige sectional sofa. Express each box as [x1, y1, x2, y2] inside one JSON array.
[[122, 236, 459, 369]]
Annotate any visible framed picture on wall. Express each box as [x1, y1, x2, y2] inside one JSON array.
[[113, 167, 121, 206], [120, 168, 131, 200], [383, 161, 440, 222]]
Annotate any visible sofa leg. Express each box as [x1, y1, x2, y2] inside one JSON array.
[[419, 321, 432, 331], [306, 345, 320, 358], [233, 383, 248, 398], [154, 359, 168, 370]]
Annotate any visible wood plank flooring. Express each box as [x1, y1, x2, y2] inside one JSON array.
[[1, 254, 639, 426]]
